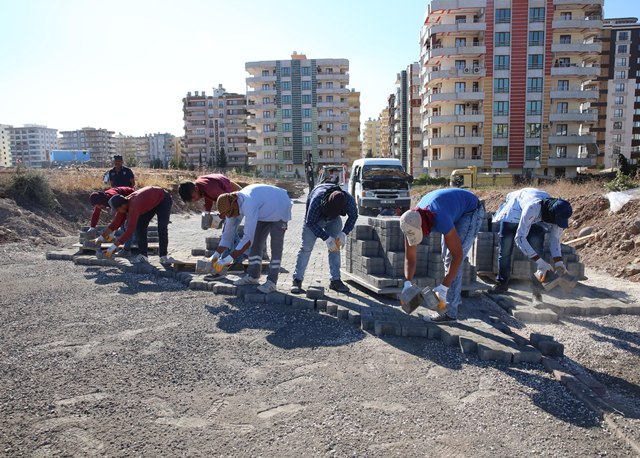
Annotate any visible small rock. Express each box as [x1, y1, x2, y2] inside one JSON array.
[[624, 264, 640, 276], [578, 226, 594, 237], [630, 220, 640, 235], [620, 240, 635, 252]]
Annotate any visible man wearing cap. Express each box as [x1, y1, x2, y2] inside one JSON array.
[[290, 183, 358, 294], [87, 186, 135, 254], [107, 155, 135, 188], [98, 186, 173, 263], [213, 184, 292, 294], [489, 188, 573, 297], [400, 188, 485, 322]]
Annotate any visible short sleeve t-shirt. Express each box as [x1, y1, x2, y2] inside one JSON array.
[[108, 167, 135, 187], [416, 188, 479, 234]]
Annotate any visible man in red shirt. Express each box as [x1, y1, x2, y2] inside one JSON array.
[[178, 174, 242, 211], [99, 186, 173, 263], [88, 186, 135, 231]]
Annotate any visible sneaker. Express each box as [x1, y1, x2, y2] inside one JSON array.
[[329, 279, 350, 293], [132, 254, 148, 264], [423, 313, 456, 323], [290, 279, 303, 294], [159, 256, 177, 265], [488, 282, 509, 295], [257, 280, 277, 294], [234, 275, 260, 286], [532, 293, 545, 308]]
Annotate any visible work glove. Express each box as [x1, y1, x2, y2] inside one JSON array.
[[105, 243, 118, 258], [86, 227, 97, 237], [336, 232, 347, 250], [325, 236, 340, 252], [94, 235, 106, 244], [207, 251, 221, 263], [402, 280, 413, 294], [214, 254, 234, 273], [535, 258, 552, 273], [433, 284, 449, 301], [554, 261, 568, 275]]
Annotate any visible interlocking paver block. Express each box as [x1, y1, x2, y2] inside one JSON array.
[[315, 299, 328, 311], [538, 340, 564, 357], [326, 303, 338, 316], [374, 321, 401, 337], [336, 306, 350, 320], [402, 324, 428, 338], [291, 297, 314, 310], [477, 343, 513, 363], [245, 293, 266, 304], [529, 333, 554, 347], [347, 310, 361, 325], [306, 287, 325, 299], [512, 346, 542, 364], [459, 336, 477, 354]]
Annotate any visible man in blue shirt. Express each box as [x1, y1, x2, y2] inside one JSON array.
[[107, 155, 136, 188], [400, 188, 484, 322], [291, 183, 358, 294]]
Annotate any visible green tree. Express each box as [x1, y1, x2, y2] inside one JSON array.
[[217, 147, 227, 168], [125, 156, 138, 167], [618, 153, 632, 176]]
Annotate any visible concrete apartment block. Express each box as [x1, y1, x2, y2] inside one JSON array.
[[60, 127, 116, 165], [0, 124, 12, 167], [9, 124, 58, 167]]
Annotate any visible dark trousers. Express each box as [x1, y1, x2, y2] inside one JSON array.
[[136, 191, 172, 257], [496, 221, 545, 290]]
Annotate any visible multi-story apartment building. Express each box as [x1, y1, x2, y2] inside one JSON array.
[[246, 54, 352, 177], [9, 124, 58, 167], [60, 127, 116, 165], [393, 63, 423, 176], [0, 124, 12, 167], [421, 0, 602, 178], [363, 117, 381, 157], [114, 134, 151, 166], [182, 85, 249, 168], [599, 17, 640, 169], [379, 107, 391, 157], [148, 133, 176, 168], [347, 89, 362, 165]]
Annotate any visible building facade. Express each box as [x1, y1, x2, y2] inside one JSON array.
[[393, 63, 423, 176], [0, 124, 11, 167], [347, 89, 362, 164], [379, 107, 391, 157], [182, 85, 249, 169], [421, 0, 602, 178], [246, 54, 352, 178], [148, 133, 176, 168], [362, 117, 381, 157], [59, 127, 116, 165], [114, 134, 151, 166], [600, 18, 640, 169], [9, 124, 58, 167]]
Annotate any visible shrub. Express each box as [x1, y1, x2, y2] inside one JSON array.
[[8, 165, 58, 208], [604, 171, 638, 192], [412, 174, 448, 187]]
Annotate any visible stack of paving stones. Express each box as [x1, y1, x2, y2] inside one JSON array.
[[78, 225, 159, 252], [471, 212, 586, 281], [342, 217, 477, 291]]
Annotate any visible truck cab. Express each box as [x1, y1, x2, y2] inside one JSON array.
[[348, 158, 412, 216], [318, 164, 348, 192]]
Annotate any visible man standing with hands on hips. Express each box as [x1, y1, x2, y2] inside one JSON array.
[[399, 188, 485, 322]]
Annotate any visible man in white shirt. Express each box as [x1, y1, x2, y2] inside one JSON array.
[[489, 188, 573, 297], [212, 184, 293, 293]]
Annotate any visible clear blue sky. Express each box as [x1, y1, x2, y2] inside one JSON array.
[[0, 0, 630, 137]]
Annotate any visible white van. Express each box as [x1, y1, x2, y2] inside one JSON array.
[[348, 158, 412, 216]]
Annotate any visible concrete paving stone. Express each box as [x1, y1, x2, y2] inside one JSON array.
[[574, 372, 607, 396], [426, 323, 442, 340], [512, 306, 559, 323], [401, 324, 429, 338], [291, 297, 314, 310], [336, 306, 350, 320], [306, 287, 325, 299], [439, 327, 462, 347], [529, 333, 555, 348], [347, 310, 361, 325], [245, 293, 266, 304], [512, 346, 542, 364], [354, 225, 373, 240], [360, 315, 375, 331], [263, 292, 288, 304], [191, 248, 207, 256], [553, 369, 578, 385], [477, 343, 513, 363], [459, 336, 478, 354], [541, 356, 564, 373], [538, 340, 564, 357], [315, 299, 328, 311], [374, 321, 402, 337]]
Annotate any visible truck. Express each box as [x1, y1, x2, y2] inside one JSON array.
[[348, 158, 413, 216], [317, 164, 348, 192], [450, 166, 514, 188]]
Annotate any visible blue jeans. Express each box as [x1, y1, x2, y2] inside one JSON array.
[[441, 205, 485, 319], [496, 221, 544, 291], [293, 217, 343, 282]]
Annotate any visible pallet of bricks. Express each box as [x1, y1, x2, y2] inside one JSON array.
[[77, 225, 160, 254], [470, 213, 586, 281], [342, 216, 477, 294]]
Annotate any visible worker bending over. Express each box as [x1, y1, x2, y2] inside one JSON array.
[[178, 173, 242, 212]]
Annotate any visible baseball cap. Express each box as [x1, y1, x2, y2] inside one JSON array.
[[400, 210, 423, 246], [113, 155, 123, 161], [551, 198, 573, 229]]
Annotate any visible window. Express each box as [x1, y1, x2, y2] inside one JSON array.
[[262, 97, 271, 104], [283, 123, 291, 132], [284, 151, 292, 160], [303, 122, 312, 132], [526, 123, 541, 138], [454, 125, 465, 137], [326, 95, 334, 102], [556, 124, 568, 136], [283, 109, 291, 118], [493, 146, 508, 161], [326, 82, 334, 89], [529, 31, 544, 46], [559, 35, 572, 44], [455, 104, 466, 115], [616, 58, 627, 67], [282, 67, 290, 76], [615, 96, 625, 105], [454, 147, 466, 159], [494, 78, 509, 93], [341, 124, 348, 131], [560, 12, 572, 20], [526, 146, 541, 161], [557, 102, 568, 113], [493, 123, 509, 138], [302, 81, 311, 90], [496, 8, 511, 23], [614, 108, 624, 118], [282, 81, 291, 90], [529, 7, 545, 23], [494, 101, 509, 116], [455, 15, 466, 24], [527, 77, 543, 92], [526, 100, 542, 115], [556, 146, 567, 158], [496, 32, 511, 47], [556, 57, 570, 67], [616, 71, 626, 80], [303, 108, 311, 117], [282, 95, 292, 104], [264, 151, 271, 159], [302, 94, 312, 104], [613, 134, 623, 142], [262, 111, 271, 119], [613, 121, 623, 130], [263, 138, 272, 146], [264, 125, 272, 132], [455, 60, 466, 70], [528, 54, 544, 69], [455, 37, 467, 47], [283, 137, 291, 146], [455, 82, 466, 93], [617, 44, 629, 54], [618, 31, 630, 41], [262, 70, 269, 77], [301, 66, 310, 76], [495, 55, 510, 70], [262, 83, 270, 90], [431, 148, 440, 160], [303, 136, 311, 145]]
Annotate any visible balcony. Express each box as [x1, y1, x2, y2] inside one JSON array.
[[246, 75, 277, 84], [425, 66, 486, 84], [549, 110, 598, 123], [552, 17, 603, 30], [426, 135, 484, 146], [423, 158, 484, 168], [548, 134, 596, 144], [550, 87, 599, 99], [426, 21, 486, 36], [547, 156, 596, 167], [316, 72, 349, 81], [425, 90, 485, 104], [551, 42, 602, 54], [428, 0, 486, 14], [247, 89, 277, 97], [427, 44, 486, 60], [317, 87, 349, 94], [426, 112, 484, 124], [550, 65, 600, 77], [554, 0, 603, 6], [317, 101, 348, 108], [318, 114, 349, 121]]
